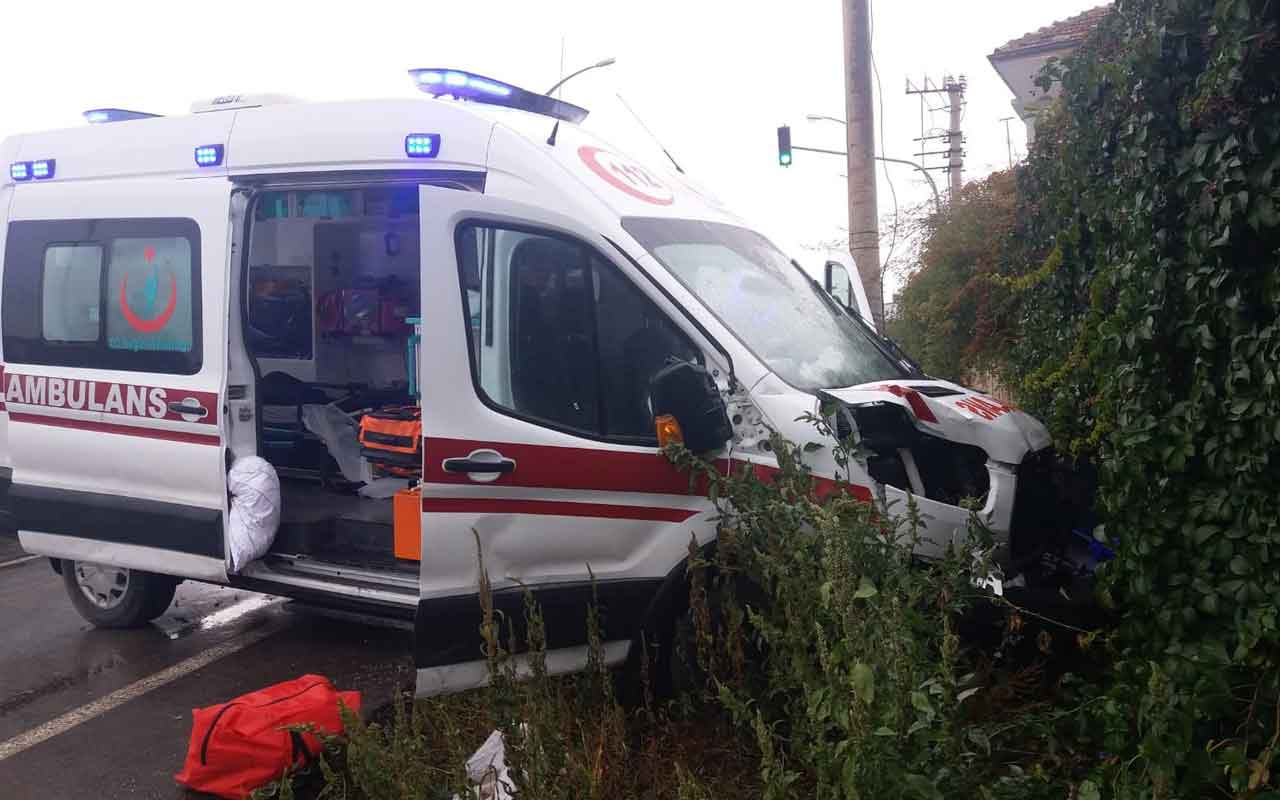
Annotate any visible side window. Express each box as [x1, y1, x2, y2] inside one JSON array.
[[2, 219, 202, 373], [41, 244, 103, 342], [106, 237, 195, 355], [459, 224, 699, 443], [825, 261, 854, 310]]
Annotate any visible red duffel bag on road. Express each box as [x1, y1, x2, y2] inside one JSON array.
[[175, 674, 362, 799]]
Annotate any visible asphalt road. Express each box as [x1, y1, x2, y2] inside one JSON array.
[[0, 541, 416, 799]]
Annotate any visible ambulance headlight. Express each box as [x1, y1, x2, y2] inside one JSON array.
[[404, 134, 441, 159]]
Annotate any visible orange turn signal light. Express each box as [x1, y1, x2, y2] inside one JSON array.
[[655, 414, 684, 447]]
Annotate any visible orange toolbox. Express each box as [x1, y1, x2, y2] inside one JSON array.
[[393, 486, 421, 561]]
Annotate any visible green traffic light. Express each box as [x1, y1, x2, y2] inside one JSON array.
[[777, 125, 792, 168]]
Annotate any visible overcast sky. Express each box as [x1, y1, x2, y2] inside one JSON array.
[[0, 0, 1104, 295]]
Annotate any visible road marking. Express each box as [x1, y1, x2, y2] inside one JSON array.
[[0, 555, 39, 570], [0, 623, 279, 763]]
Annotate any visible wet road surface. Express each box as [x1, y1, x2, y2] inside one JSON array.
[[0, 545, 416, 799]]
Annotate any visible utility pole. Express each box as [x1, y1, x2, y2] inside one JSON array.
[[842, 0, 882, 326], [906, 74, 966, 202], [1000, 116, 1015, 169], [946, 76, 965, 197]]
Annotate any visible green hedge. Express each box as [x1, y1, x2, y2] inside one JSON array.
[[943, 0, 1280, 794]]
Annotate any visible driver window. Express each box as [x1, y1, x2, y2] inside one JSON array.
[[458, 224, 699, 442]]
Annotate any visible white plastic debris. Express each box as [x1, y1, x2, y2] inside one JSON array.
[[462, 729, 515, 800], [301, 403, 363, 482], [226, 456, 281, 573]]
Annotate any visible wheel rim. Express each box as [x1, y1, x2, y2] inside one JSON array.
[[75, 562, 131, 610]]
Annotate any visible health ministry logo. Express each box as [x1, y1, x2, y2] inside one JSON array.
[[118, 244, 177, 334]]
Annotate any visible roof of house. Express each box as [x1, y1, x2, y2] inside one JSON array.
[[990, 5, 1111, 59]]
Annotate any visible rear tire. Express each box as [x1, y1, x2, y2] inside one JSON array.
[[62, 561, 178, 628]]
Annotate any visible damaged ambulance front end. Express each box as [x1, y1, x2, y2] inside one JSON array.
[[821, 379, 1055, 566], [620, 216, 1093, 585]]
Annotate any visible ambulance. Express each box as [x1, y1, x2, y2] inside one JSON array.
[[0, 69, 1059, 695]]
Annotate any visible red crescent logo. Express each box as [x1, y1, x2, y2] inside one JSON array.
[[119, 273, 178, 333], [578, 145, 674, 206]]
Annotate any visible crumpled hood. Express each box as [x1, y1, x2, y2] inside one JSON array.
[[823, 379, 1051, 464]]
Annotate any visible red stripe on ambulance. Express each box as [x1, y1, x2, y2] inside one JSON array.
[[422, 437, 872, 502], [422, 497, 698, 522], [2, 371, 218, 426], [8, 412, 221, 446]]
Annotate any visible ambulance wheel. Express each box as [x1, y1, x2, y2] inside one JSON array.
[[63, 561, 178, 628]]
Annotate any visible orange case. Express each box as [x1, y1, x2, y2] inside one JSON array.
[[393, 487, 422, 561]]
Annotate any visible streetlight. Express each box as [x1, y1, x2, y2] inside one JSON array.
[[546, 57, 617, 96], [804, 114, 943, 214]]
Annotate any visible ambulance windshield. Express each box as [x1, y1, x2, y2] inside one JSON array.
[[622, 217, 907, 391]]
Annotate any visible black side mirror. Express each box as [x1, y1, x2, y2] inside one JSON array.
[[649, 361, 732, 454]]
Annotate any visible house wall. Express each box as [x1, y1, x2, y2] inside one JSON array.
[[990, 44, 1077, 142]]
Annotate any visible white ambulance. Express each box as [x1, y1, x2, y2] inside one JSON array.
[[0, 69, 1056, 695]]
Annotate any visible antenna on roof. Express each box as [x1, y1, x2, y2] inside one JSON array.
[[615, 93, 685, 174]]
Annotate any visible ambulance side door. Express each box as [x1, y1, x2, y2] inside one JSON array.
[[1, 179, 232, 581], [414, 185, 729, 695]]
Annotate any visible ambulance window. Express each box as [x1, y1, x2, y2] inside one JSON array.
[[1, 218, 201, 373], [105, 237, 196, 357], [457, 223, 698, 443], [41, 244, 103, 342]]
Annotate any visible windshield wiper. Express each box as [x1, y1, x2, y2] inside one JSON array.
[[792, 261, 925, 378]]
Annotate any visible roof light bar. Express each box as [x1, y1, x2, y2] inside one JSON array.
[[407, 68, 589, 124], [10, 162, 31, 181], [405, 134, 441, 158], [83, 108, 162, 124], [194, 144, 224, 167], [31, 159, 55, 180]]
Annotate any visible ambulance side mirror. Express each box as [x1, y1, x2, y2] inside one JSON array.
[[824, 260, 854, 311], [650, 360, 733, 454]]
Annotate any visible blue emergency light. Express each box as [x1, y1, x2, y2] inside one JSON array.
[[9, 159, 55, 181], [408, 68, 589, 124], [83, 108, 161, 124], [194, 144, 225, 167], [404, 134, 441, 158]]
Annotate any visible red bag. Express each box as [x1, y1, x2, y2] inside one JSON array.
[[174, 674, 361, 799]]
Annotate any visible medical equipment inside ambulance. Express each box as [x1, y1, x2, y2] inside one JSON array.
[[244, 187, 424, 571]]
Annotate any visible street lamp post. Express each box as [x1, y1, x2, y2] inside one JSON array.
[[805, 115, 943, 214], [546, 58, 617, 96]]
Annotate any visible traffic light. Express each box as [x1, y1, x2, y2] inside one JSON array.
[[777, 125, 792, 167]]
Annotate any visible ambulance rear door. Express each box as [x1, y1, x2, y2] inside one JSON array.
[[1, 178, 233, 582]]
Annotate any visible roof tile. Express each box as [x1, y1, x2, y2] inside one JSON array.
[[990, 4, 1112, 58]]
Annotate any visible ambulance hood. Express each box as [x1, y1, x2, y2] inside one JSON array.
[[823, 378, 1051, 465]]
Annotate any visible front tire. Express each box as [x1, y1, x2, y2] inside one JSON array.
[[62, 561, 178, 628]]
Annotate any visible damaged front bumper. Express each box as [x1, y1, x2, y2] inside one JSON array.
[[821, 379, 1057, 564]]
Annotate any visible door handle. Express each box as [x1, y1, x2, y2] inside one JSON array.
[[442, 457, 516, 474], [441, 448, 516, 482], [167, 400, 210, 419]]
